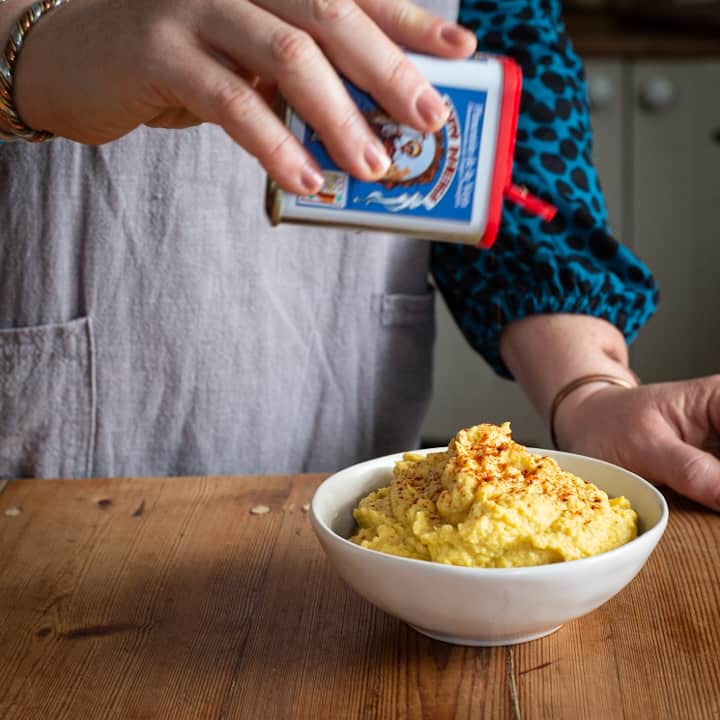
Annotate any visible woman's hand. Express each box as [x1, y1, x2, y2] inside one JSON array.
[[554, 376, 720, 511], [9, 0, 476, 194], [500, 315, 720, 511]]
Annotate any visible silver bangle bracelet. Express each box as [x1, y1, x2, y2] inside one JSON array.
[[0, 0, 69, 142]]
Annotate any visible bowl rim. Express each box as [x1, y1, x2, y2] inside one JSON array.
[[311, 445, 670, 576]]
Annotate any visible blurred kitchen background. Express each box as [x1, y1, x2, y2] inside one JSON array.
[[422, 0, 720, 448]]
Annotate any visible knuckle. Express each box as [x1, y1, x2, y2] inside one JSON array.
[[309, 0, 357, 25], [264, 133, 296, 168], [270, 27, 317, 68], [335, 107, 364, 137], [384, 53, 414, 89], [390, 2, 415, 32], [140, 18, 178, 63], [212, 83, 261, 126], [679, 453, 715, 492]]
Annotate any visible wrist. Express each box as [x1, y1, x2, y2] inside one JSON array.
[[0, 1, 22, 134], [500, 314, 635, 422], [549, 373, 639, 450], [0, 0, 68, 141]]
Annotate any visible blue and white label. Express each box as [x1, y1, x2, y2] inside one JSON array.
[[276, 53, 504, 240], [296, 83, 486, 224]]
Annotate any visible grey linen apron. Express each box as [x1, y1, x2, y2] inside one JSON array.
[[0, 0, 459, 478]]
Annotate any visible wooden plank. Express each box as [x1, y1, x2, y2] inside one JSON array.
[[0, 477, 718, 720], [0, 476, 514, 719], [0, 475, 303, 720], [564, 10, 720, 58], [512, 491, 720, 720]]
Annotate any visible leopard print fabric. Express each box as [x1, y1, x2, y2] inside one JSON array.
[[431, 0, 659, 378]]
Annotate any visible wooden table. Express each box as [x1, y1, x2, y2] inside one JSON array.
[[1, 475, 718, 720]]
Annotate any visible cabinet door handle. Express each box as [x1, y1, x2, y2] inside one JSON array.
[[638, 77, 676, 113], [587, 75, 614, 110]]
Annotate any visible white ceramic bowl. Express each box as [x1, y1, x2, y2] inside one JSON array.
[[311, 447, 669, 646]]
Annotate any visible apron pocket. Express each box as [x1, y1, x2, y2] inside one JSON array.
[[379, 291, 436, 329], [372, 289, 436, 454], [0, 317, 95, 479]]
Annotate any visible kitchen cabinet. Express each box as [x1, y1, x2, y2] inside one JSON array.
[[423, 59, 720, 447], [629, 62, 720, 381]]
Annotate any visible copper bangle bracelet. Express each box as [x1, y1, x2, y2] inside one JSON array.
[[549, 372, 639, 450], [0, 0, 69, 142]]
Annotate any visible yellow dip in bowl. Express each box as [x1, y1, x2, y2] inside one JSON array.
[[351, 422, 637, 568]]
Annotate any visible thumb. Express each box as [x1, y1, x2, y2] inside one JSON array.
[[641, 439, 720, 512]]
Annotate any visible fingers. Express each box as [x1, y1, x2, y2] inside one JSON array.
[[166, 46, 326, 195], [259, 0, 453, 133], [560, 380, 720, 512], [198, 0, 392, 180], [357, 0, 477, 58], [155, 0, 477, 183], [644, 438, 720, 512]]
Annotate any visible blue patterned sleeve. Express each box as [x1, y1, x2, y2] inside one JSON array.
[[430, 0, 659, 379]]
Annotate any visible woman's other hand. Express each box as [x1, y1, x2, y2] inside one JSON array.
[[554, 376, 720, 512]]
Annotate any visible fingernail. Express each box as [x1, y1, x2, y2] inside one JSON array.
[[441, 23, 471, 46], [364, 139, 391, 176], [300, 163, 325, 194], [416, 86, 449, 128]]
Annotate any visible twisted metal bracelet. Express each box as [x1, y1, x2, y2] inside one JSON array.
[[0, 0, 69, 142]]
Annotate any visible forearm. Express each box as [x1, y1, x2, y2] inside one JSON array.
[[499, 313, 637, 424], [433, 0, 658, 381]]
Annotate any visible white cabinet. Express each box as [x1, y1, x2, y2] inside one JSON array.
[[586, 60, 625, 243], [423, 297, 549, 446], [629, 62, 720, 381], [423, 59, 720, 446]]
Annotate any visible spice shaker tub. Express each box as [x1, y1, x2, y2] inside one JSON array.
[[266, 53, 555, 248]]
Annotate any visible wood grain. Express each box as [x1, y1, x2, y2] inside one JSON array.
[[564, 9, 720, 58], [0, 477, 718, 720]]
